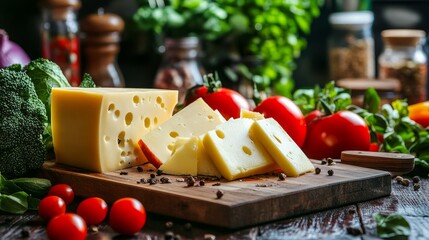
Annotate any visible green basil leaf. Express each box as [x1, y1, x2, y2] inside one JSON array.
[[374, 213, 411, 239], [383, 132, 409, 153], [0, 191, 29, 214], [363, 88, 381, 114], [9, 178, 51, 199], [27, 196, 41, 211], [365, 114, 389, 133], [0, 174, 23, 195]]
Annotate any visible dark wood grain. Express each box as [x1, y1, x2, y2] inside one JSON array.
[[40, 160, 391, 228]]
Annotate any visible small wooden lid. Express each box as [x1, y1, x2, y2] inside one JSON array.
[[382, 29, 426, 46], [80, 10, 124, 34], [40, 0, 81, 9]]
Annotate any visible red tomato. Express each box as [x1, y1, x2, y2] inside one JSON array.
[[254, 96, 307, 147], [305, 109, 323, 125], [48, 184, 74, 205], [76, 197, 108, 225], [109, 198, 147, 235], [369, 142, 380, 152], [303, 110, 370, 159], [47, 213, 87, 240], [185, 86, 251, 120], [38, 196, 66, 221]]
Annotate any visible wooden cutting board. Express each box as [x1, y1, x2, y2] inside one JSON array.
[[41, 160, 391, 229]]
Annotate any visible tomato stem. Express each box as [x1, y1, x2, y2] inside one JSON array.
[[203, 72, 222, 93]]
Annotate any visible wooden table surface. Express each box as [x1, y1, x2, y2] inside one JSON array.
[[1, 176, 428, 240]]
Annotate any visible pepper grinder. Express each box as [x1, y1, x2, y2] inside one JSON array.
[[80, 9, 125, 87]]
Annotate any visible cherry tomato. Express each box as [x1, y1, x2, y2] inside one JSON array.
[[302, 110, 370, 159], [76, 197, 108, 225], [47, 213, 87, 240], [48, 184, 74, 205], [254, 96, 307, 147], [305, 109, 323, 125], [109, 198, 147, 235], [369, 142, 380, 152], [38, 196, 66, 221]]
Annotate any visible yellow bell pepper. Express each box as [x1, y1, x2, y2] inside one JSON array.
[[408, 101, 429, 128]]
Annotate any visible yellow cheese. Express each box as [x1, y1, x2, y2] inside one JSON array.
[[203, 118, 278, 180], [166, 137, 221, 177], [250, 118, 314, 177], [159, 137, 199, 176], [51, 87, 178, 172], [139, 98, 226, 167], [240, 109, 265, 120]]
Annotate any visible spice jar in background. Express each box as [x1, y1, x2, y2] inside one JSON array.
[[328, 11, 375, 81], [379, 29, 427, 105], [153, 37, 204, 104], [80, 9, 125, 87], [40, 0, 81, 86]]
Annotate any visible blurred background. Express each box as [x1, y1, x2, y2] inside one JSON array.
[[1, 0, 428, 94]]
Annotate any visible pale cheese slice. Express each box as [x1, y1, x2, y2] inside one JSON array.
[[165, 137, 221, 177], [240, 109, 265, 120], [203, 118, 278, 180], [250, 118, 314, 177], [159, 137, 199, 176], [51, 88, 178, 172], [138, 98, 226, 168]]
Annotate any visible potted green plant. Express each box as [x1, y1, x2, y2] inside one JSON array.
[[133, 0, 230, 102], [207, 0, 324, 98]]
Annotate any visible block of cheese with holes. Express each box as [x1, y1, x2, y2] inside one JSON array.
[[138, 98, 226, 168], [51, 88, 178, 172], [203, 118, 279, 181], [250, 118, 314, 177], [159, 137, 222, 177]]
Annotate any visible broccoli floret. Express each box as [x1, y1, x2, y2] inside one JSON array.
[[0, 66, 47, 178]]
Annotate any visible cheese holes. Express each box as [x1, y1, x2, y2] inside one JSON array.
[[154, 117, 158, 125], [242, 146, 252, 156], [144, 117, 150, 128], [118, 132, 125, 147], [125, 112, 133, 126], [104, 135, 111, 143], [133, 96, 139, 105], [215, 130, 225, 139], [207, 115, 214, 120], [108, 104, 115, 112], [169, 131, 179, 138], [114, 110, 120, 119], [274, 135, 282, 144], [167, 142, 174, 151]]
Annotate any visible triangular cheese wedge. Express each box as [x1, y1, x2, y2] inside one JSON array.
[[250, 118, 314, 177], [159, 137, 198, 176]]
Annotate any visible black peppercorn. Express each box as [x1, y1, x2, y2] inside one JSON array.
[[137, 166, 143, 172], [401, 179, 410, 187], [150, 173, 156, 179], [216, 190, 224, 199], [160, 177, 172, 184], [414, 183, 421, 191], [328, 169, 334, 176], [199, 180, 205, 186], [395, 176, 403, 184], [119, 171, 128, 175], [321, 159, 327, 165], [165, 221, 174, 229], [327, 158, 335, 165], [315, 167, 321, 175], [412, 176, 420, 183], [165, 231, 175, 240], [278, 173, 287, 181], [157, 169, 163, 176], [186, 176, 195, 187]]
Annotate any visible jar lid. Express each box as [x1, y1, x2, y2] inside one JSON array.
[[329, 11, 374, 29], [80, 10, 124, 33], [336, 79, 401, 93], [381, 29, 426, 46], [40, 0, 81, 9]]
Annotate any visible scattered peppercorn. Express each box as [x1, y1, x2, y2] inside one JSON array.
[[148, 178, 158, 185], [401, 179, 410, 187], [278, 173, 287, 181], [186, 176, 195, 187], [160, 177, 172, 184], [165, 221, 174, 229], [414, 183, 421, 191], [216, 190, 224, 199], [256, 183, 272, 187], [176, 178, 185, 182], [137, 166, 143, 172], [150, 173, 156, 179], [346, 226, 363, 236], [412, 176, 420, 183], [199, 180, 205, 186], [140, 178, 147, 184], [157, 169, 163, 176], [328, 169, 334, 176], [184, 222, 192, 231], [204, 234, 216, 240], [119, 171, 128, 175], [212, 182, 221, 186], [395, 176, 403, 184], [321, 159, 327, 165], [164, 231, 175, 240], [315, 167, 321, 175], [327, 158, 336, 165]]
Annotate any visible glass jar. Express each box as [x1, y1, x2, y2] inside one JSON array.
[[40, 0, 81, 86], [153, 37, 204, 104], [328, 11, 375, 81], [379, 29, 427, 104], [80, 10, 125, 87]]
